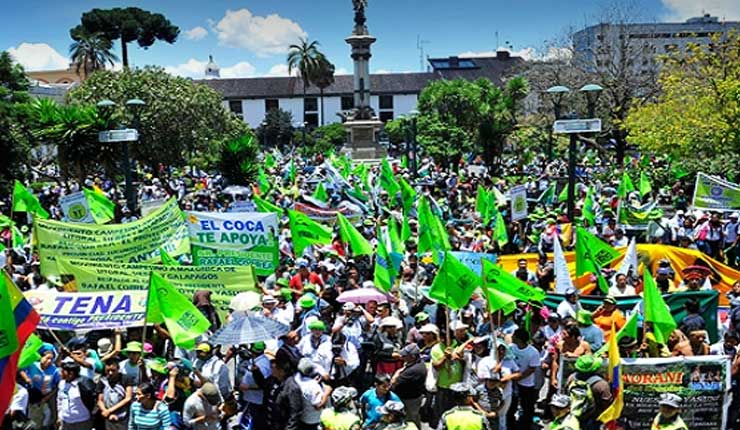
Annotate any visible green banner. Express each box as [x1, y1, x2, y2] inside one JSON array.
[[184, 211, 279, 276], [617, 200, 663, 229], [34, 198, 190, 279], [692, 172, 740, 211], [544, 290, 719, 342], [56, 258, 257, 318]]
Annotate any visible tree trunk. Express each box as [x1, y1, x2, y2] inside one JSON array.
[[614, 129, 626, 166], [121, 36, 129, 68]]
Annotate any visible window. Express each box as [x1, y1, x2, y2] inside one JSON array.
[[379, 111, 394, 122], [341, 96, 354, 110], [379, 95, 393, 110], [304, 113, 319, 128], [304, 97, 318, 112], [228, 100, 243, 116], [265, 99, 279, 111]]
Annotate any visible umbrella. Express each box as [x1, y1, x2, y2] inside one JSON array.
[[222, 186, 251, 196], [210, 313, 290, 345], [336, 288, 389, 304], [229, 292, 262, 312]]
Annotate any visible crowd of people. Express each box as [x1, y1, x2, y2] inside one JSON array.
[[2, 151, 740, 430]]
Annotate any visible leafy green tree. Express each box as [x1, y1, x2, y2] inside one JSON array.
[[69, 31, 118, 79], [258, 108, 295, 150], [301, 123, 346, 156], [218, 134, 259, 186], [625, 32, 740, 180], [67, 67, 247, 173], [0, 52, 32, 194], [311, 54, 335, 126], [383, 118, 406, 146], [287, 38, 322, 121], [71, 7, 179, 68]]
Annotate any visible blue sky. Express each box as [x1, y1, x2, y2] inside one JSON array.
[[4, 0, 739, 78]]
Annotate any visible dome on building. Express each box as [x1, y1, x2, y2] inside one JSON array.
[[205, 55, 220, 79]]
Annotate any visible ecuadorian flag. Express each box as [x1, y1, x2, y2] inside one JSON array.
[[598, 323, 624, 428], [0, 272, 40, 414]]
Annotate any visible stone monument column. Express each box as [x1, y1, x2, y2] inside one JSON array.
[[342, 0, 385, 160]]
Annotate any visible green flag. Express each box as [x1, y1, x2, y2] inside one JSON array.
[[643, 271, 677, 344], [258, 168, 271, 194], [537, 183, 556, 206], [428, 252, 481, 310], [481, 259, 546, 303], [558, 184, 569, 203], [401, 155, 408, 169], [0, 274, 20, 359], [476, 186, 489, 215], [147, 272, 211, 349], [387, 218, 405, 272], [312, 182, 329, 202], [18, 333, 43, 369], [575, 227, 619, 293], [494, 210, 508, 248], [264, 153, 276, 169], [417, 197, 449, 259], [595, 311, 639, 355], [287, 209, 333, 256], [617, 172, 635, 198], [253, 195, 283, 214], [288, 160, 297, 184], [12, 180, 50, 219], [346, 184, 369, 203], [83, 188, 115, 224], [373, 228, 394, 293], [400, 210, 412, 242], [336, 212, 373, 256], [160, 248, 179, 266], [639, 171, 653, 198], [484, 286, 518, 314], [671, 163, 689, 180], [379, 158, 400, 197], [399, 177, 417, 213]]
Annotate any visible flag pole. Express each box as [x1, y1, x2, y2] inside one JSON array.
[[140, 272, 153, 381]]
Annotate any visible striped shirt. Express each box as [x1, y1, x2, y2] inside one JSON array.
[[128, 401, 171, 430]]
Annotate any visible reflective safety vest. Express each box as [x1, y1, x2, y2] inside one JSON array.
[[441, 406, 487, 430], [651, 414, 688, 430], [319, 409, 362, 430], [550, 413, 581, 430]]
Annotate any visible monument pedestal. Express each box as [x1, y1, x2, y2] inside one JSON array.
[[343, 119, 386, 160]]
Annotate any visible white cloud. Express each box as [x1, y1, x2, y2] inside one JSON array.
[[7, 42, 68, 71], [166, 58, 257, 79], [374, 69, 415, 74], [459, 46, 571, 62], [213, 9, 307, 57], [264, 64, 291, 77], [184, 26, 208, 41], [661, 0, 740, 21], [335, 67, 350, 75]]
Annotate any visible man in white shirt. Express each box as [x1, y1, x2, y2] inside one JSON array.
[[609, 274, 636, 297], [57, 359, 95, 430], [507, 328, 540, 430], [557, 288, 581, 320], [294, 358, 331, 429], [316, 332, 360, 384], [193, 342, 233, 401]]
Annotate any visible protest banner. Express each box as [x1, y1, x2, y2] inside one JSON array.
[[617, 200, 663, 230], [34, 198, 190, 279], [620, 356, 730, 430], [55, 258, 257, 318], [556, 356, 730, 430], [509, 185, 528, 221], [25, 290, 146, 330], [692, 172, 740, 212], [544, 290, 719, 342], [294, 201, 363, 222], [140, 198, 167, 217], [59, 192, 94, 223], [449, 251, 497, 276], [185, 211, 279, 276]]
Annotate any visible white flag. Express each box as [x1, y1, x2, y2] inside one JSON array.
[[553, 237, 575, 293], [617, 237, 638, 277]]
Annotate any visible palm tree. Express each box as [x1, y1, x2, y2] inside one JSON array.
[[311, 54, 335, 126], [69, 31, 118, 79], [287, 38, 322, 126]]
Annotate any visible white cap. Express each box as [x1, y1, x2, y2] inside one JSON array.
[[362, 280, 375, 289], [379, 316, 403, 329], [450, 320, 469, 331]]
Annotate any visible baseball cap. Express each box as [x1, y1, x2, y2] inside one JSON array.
[[194, 342, 212, 353], [658, 393, 682, 408], [399, 344, 420, 357], [200, 382, 221, 405], [97, 338, 113, 356]]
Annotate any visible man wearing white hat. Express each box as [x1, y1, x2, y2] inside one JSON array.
[[651, 393, 688, 430]]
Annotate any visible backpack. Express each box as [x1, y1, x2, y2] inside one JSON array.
[[77, 377, 97, 414], [567, 375, 603, 419]]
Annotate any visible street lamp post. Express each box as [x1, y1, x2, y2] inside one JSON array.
[[408, 109, 419, 178], [96, 98, 145, 212], [545, 85, 570, 162], [260, 121, 268, 148]]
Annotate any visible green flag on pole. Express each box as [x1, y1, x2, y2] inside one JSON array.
[[643, 271, 677, 344], [379, 158, 400, 197], [83, 188, 115, 224], [595, 311, 639, 355], [373, 227, 394, 292], [558, 184, 569, 203], [287, 209, 333, 255], [537, 183, 556, 206], [494, 210, 508, 248], [336, 212, 373, 256], [258, 168, 271, 194], [575, 227, 619, 293], [476, 186, 489, 215], [582, 186, 596, 226], [387, 218, 405, 273], [18, 333, 43, 369], [12, 180, 50, 219], [253, 195, 283, 214], [639, 171, 653, 198], [400, 210, 412, 242], [0, 275, 20, 360], [147, 272, 211, 349], [399, 177, 417, 213], [483, 286, 518, 314], [160, 248, 179, 266], [312, 182, 329, 202], [428, 252, 481, 310], [481, 259, 546, 302], [617, 172, 635, 198]]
